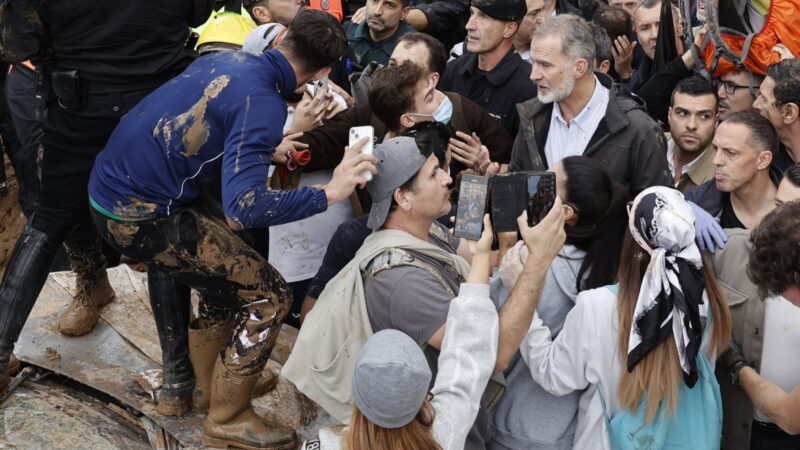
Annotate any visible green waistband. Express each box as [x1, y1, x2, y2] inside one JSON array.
[[89, 197, 152, 222]]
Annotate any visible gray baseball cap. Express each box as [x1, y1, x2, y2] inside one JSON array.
[[366, 137, 429, 230], [351, 329, 432, 428], [243, 23, 287, 54]]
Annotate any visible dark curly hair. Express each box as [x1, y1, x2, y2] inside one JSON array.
[[748, 201, 800, 298]]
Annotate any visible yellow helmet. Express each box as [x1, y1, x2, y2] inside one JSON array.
[[197, 12, 256, 49]]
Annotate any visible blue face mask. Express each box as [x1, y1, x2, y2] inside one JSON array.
[[432, 96, 453, 125]]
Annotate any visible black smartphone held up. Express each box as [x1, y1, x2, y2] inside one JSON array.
[[454, 174, 489, 240], [489, 173, 522, 233], [490, 171, 556, 232], [526, 172, 556, 227]]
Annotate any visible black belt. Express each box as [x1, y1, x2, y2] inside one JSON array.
[[83, 76, 173, 95]]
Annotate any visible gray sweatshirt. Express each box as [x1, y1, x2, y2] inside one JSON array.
[[302, 283, 499, 450], [488, 245, 586, 450]]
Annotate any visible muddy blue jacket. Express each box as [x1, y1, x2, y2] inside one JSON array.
[[89, 49, 328, 228]]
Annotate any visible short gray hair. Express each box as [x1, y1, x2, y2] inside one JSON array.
[[532, 14, 596, 66]]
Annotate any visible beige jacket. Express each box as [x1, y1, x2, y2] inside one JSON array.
[[282, 225, 470, 422], [710, 229, 765, 450]]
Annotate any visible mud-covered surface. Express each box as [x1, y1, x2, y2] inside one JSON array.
[[0, 156, 26, 279], [16, 268, 336, 446], [0, 378, 149, 449]]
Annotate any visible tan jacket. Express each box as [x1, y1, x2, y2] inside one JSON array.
[[675, 145, 715, 192], [710, 229, 765, 450]]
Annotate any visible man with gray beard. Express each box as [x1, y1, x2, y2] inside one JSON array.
[[509, 14, 671, 196]]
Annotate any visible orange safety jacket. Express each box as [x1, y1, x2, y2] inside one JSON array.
[[701, 0, 800, 76]]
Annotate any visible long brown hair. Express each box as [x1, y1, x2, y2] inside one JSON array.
[[340, 398, 443, 450], [615, 231, 731, 423]]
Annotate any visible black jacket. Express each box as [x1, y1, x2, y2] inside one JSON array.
[[509, 72, 672, 196], [638, 55, 693, 124], [412, 0, 469, 50], [300, 91, 514, 173], [2, 0, 213, 82], [439, 49, 537, 136]]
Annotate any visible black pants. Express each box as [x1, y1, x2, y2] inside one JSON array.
[[92, 207, 292, 376], [27, 88, 152, 281], [4, 64, 42, 216], [750, 420, 800, 449]]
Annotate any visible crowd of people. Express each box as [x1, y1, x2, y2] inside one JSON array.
[[0, 0, 798, 449]]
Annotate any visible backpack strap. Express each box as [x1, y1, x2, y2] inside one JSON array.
[[366, 248, 457, 297]]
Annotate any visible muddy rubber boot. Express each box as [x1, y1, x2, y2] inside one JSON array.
[[0, 224, 62, 390], [57, 273, 115, 336], [148, 269, 194, 416], [252, 369, 279, 398], [202, 357, 297, 450], [188, 319, 232, 413]]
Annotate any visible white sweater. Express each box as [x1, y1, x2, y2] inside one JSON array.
[[521, 286, 717, 450], [302, 283, 499, 450]]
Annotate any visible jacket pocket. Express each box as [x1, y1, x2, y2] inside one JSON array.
[[717, 279, 749, 342], [309, 334, 358, 404]]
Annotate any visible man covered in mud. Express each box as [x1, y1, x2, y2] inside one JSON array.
[[87, 10, 375, 450]]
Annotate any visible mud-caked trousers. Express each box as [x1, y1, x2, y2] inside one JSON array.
[[92, 206, 292, 377]]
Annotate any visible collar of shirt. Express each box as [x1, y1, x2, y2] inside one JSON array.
[[550, 75, 610, 134], [264, 49, 297, 98], [667, 139, 714, 182], [347, 20, 412, 45], [457, 49, 524, 86]]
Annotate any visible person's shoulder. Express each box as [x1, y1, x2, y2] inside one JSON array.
[[574, 286, 617, 313], [396, 20, 416, 34]]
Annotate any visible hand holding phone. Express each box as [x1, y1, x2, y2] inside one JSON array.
[[349, 126, 374, 182]]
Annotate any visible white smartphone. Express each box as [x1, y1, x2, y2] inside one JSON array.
[[307, 75, 329, 98], [349, 126, 374, 182]]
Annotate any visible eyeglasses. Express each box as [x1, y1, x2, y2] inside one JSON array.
[[717, 80, 752, 95]]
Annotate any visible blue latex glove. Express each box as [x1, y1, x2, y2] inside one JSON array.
[[689, 201, 728, 253]]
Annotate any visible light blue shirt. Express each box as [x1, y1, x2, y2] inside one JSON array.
[[544, 76, 610, 167]]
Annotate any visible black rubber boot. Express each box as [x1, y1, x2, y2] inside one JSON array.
[[147, 268, 194, 416], [0, 223, 62, 387]]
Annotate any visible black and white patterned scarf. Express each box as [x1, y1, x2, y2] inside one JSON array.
[[627, 187, 707, 387]]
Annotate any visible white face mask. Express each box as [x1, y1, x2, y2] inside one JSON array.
[[432, 96, 453, 125]]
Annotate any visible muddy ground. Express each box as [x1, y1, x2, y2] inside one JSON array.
[[0, 155, 26, 278]]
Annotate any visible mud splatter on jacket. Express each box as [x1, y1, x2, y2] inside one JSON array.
[[89, 49, 328, 228]]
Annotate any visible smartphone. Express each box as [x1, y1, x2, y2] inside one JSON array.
[[490, 173, 524, 233], [454, 175, 489, 240], [306, 75, 329, 98], [526, 172, 556, 227], [489, 171, 555, 232], [349, 126, 375, 182]]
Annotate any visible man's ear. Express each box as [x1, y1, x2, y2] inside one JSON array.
[[393, 188, 413, 211], [574, 58, 589, 78], [313, 66, 333, 80], [503, 21, 519, 39], [597, 59, 611, 74], [399, 113, 416, 130], [252, 5, 272, 24], [756, 148, 774, 170], [401, 6, 411, 20], [782, 102, 800, 126]]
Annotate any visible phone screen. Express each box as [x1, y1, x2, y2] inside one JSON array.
[[527, 173, 555, 227], [454, 175, 489, 240]]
